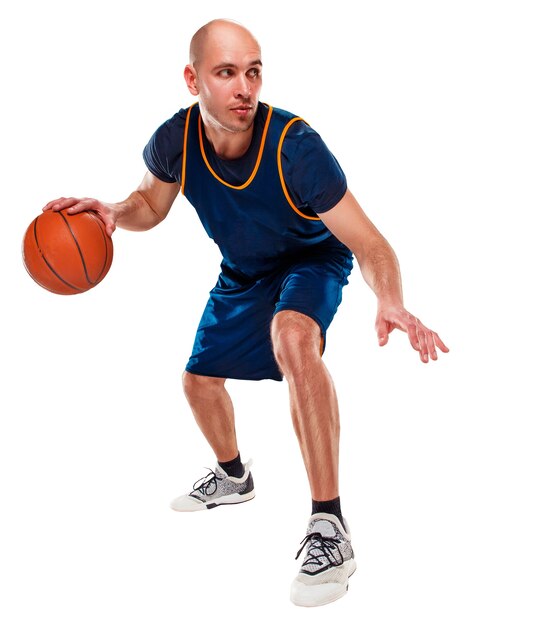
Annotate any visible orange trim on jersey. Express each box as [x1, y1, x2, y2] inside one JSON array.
[[181, 103, 197, 195], [277, 117, 321, 222], [197, 105, 274, 190]]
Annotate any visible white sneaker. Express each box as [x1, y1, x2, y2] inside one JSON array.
[[170, 459, 255, 512], [290, 513, 356, 607]]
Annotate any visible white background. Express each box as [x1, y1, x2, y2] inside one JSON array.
[[1, 0, 539, 624]]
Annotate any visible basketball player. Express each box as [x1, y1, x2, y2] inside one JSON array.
[[43, 19, 449, 607]]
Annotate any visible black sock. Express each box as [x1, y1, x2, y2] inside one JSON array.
[[218, 452, 244, 478], [312, 496, 344, 527]]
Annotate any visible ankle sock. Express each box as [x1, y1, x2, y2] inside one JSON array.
[[218, 452, 244, 478], [312, 496, 345, 527]]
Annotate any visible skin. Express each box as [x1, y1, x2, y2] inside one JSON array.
[[43, 19, 449, 501], [184, 20, 263, 159]]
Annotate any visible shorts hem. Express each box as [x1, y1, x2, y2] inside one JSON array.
[[184, 365, 283, 382]]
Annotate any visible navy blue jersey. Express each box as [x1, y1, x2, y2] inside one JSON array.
[[143, 102, 351, 279], [143, 102, 347, 213], [143, 103, 354, 380]]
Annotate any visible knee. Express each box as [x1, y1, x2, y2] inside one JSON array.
[[182, 371, 225, 402], [271, 311, 322, 376]]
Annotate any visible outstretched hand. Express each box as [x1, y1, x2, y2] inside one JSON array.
[[375, 304, 449, 363]]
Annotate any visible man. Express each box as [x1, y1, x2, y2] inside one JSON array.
[[43, 19, 448, 607]]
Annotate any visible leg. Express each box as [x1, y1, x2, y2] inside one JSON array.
[[274, 311, 357, 608], [182, 371, 239, 463], [170, 372, 254, 512], [271, 311, 340, 501]]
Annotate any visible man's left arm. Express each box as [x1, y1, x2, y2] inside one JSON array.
[[318, 189, 449, 363]]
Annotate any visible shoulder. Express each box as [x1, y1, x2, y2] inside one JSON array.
[[267, 104, 311, 135], [273, 106, 347, 213], [265, 104, 323, 160], [142, 106, 192, 184], [144, 106, 190, 157], [266, 104, 320, 140], [151, 106, 190, 140]]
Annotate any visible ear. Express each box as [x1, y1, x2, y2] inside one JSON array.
[[184, 64, 199, 96]]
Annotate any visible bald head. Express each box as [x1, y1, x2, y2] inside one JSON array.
[[184, 19, 263, 139], [189, 19, 261, 69]]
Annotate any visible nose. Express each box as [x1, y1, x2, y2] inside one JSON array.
[[234, 74, 251, 99]]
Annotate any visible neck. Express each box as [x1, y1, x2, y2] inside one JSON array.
[[203, 123, 254, 160]]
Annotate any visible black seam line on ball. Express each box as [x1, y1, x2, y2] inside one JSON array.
[[85, 210, 109, 281], [33, 216, 82, 292], [58, 211, 94, 285]]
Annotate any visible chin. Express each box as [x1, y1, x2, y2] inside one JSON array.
[[226, 117, 255, 134]]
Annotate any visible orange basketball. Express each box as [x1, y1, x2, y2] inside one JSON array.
[[22, 209, 113, 295]]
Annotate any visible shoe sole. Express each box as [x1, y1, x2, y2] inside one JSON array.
[[290, 558, 357, 607], [170, 490, 255, 512], [206, 491, 256, 509]]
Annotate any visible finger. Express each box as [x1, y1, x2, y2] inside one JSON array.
[[407, 323, 421, 353], [42, 197, 69, 212], [43, 197, 80, 212], [66, 199, 94, 214], [425, 330, 438, 361], [433, 332, 450, 353], [42, 199, 62, 212], [92, 212, 116, 238], [89, 210, 116, 238], [417, 329, 429, 363], [415, 320, 438, 361], [375, 319, 389, 346]]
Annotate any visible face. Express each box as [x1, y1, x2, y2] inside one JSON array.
[[185, 27, 263, 135]]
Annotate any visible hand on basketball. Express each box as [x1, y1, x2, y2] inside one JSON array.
[[375, 304, 449, 363], [43, 197, 117, 238]]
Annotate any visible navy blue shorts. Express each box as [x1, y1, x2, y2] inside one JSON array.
[[185, 253, 353, 381]]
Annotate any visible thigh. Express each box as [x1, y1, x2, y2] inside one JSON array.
[[185, 270, 284, 381], [273, 254, 353, 351]]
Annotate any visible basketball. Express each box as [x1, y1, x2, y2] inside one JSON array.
[[22, 209, 113, 295]]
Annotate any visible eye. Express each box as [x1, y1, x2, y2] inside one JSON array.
[[218, 68, 233, 77], [248, 68, 261, 78]]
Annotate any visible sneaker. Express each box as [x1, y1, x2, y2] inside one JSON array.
[[170, 458, 255, 512], [290, 512, 356, 607]]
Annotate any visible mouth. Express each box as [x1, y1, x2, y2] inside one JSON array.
[[230, 105, 253, 115]]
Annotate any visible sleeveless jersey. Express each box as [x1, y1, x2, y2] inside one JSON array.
[[181, 103, 350, 280]]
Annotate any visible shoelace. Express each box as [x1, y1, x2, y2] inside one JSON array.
[[295, 531, 344, 568], [190, 469, 224, 496]]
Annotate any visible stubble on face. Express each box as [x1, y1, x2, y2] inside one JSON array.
[[203, 95, 258, 135]]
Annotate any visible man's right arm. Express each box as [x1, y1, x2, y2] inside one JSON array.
[[42, 171, 181, 237]]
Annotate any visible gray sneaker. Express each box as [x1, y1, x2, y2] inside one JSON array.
[[170, 459, 255, 512], [290, 513, 356, 607]]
